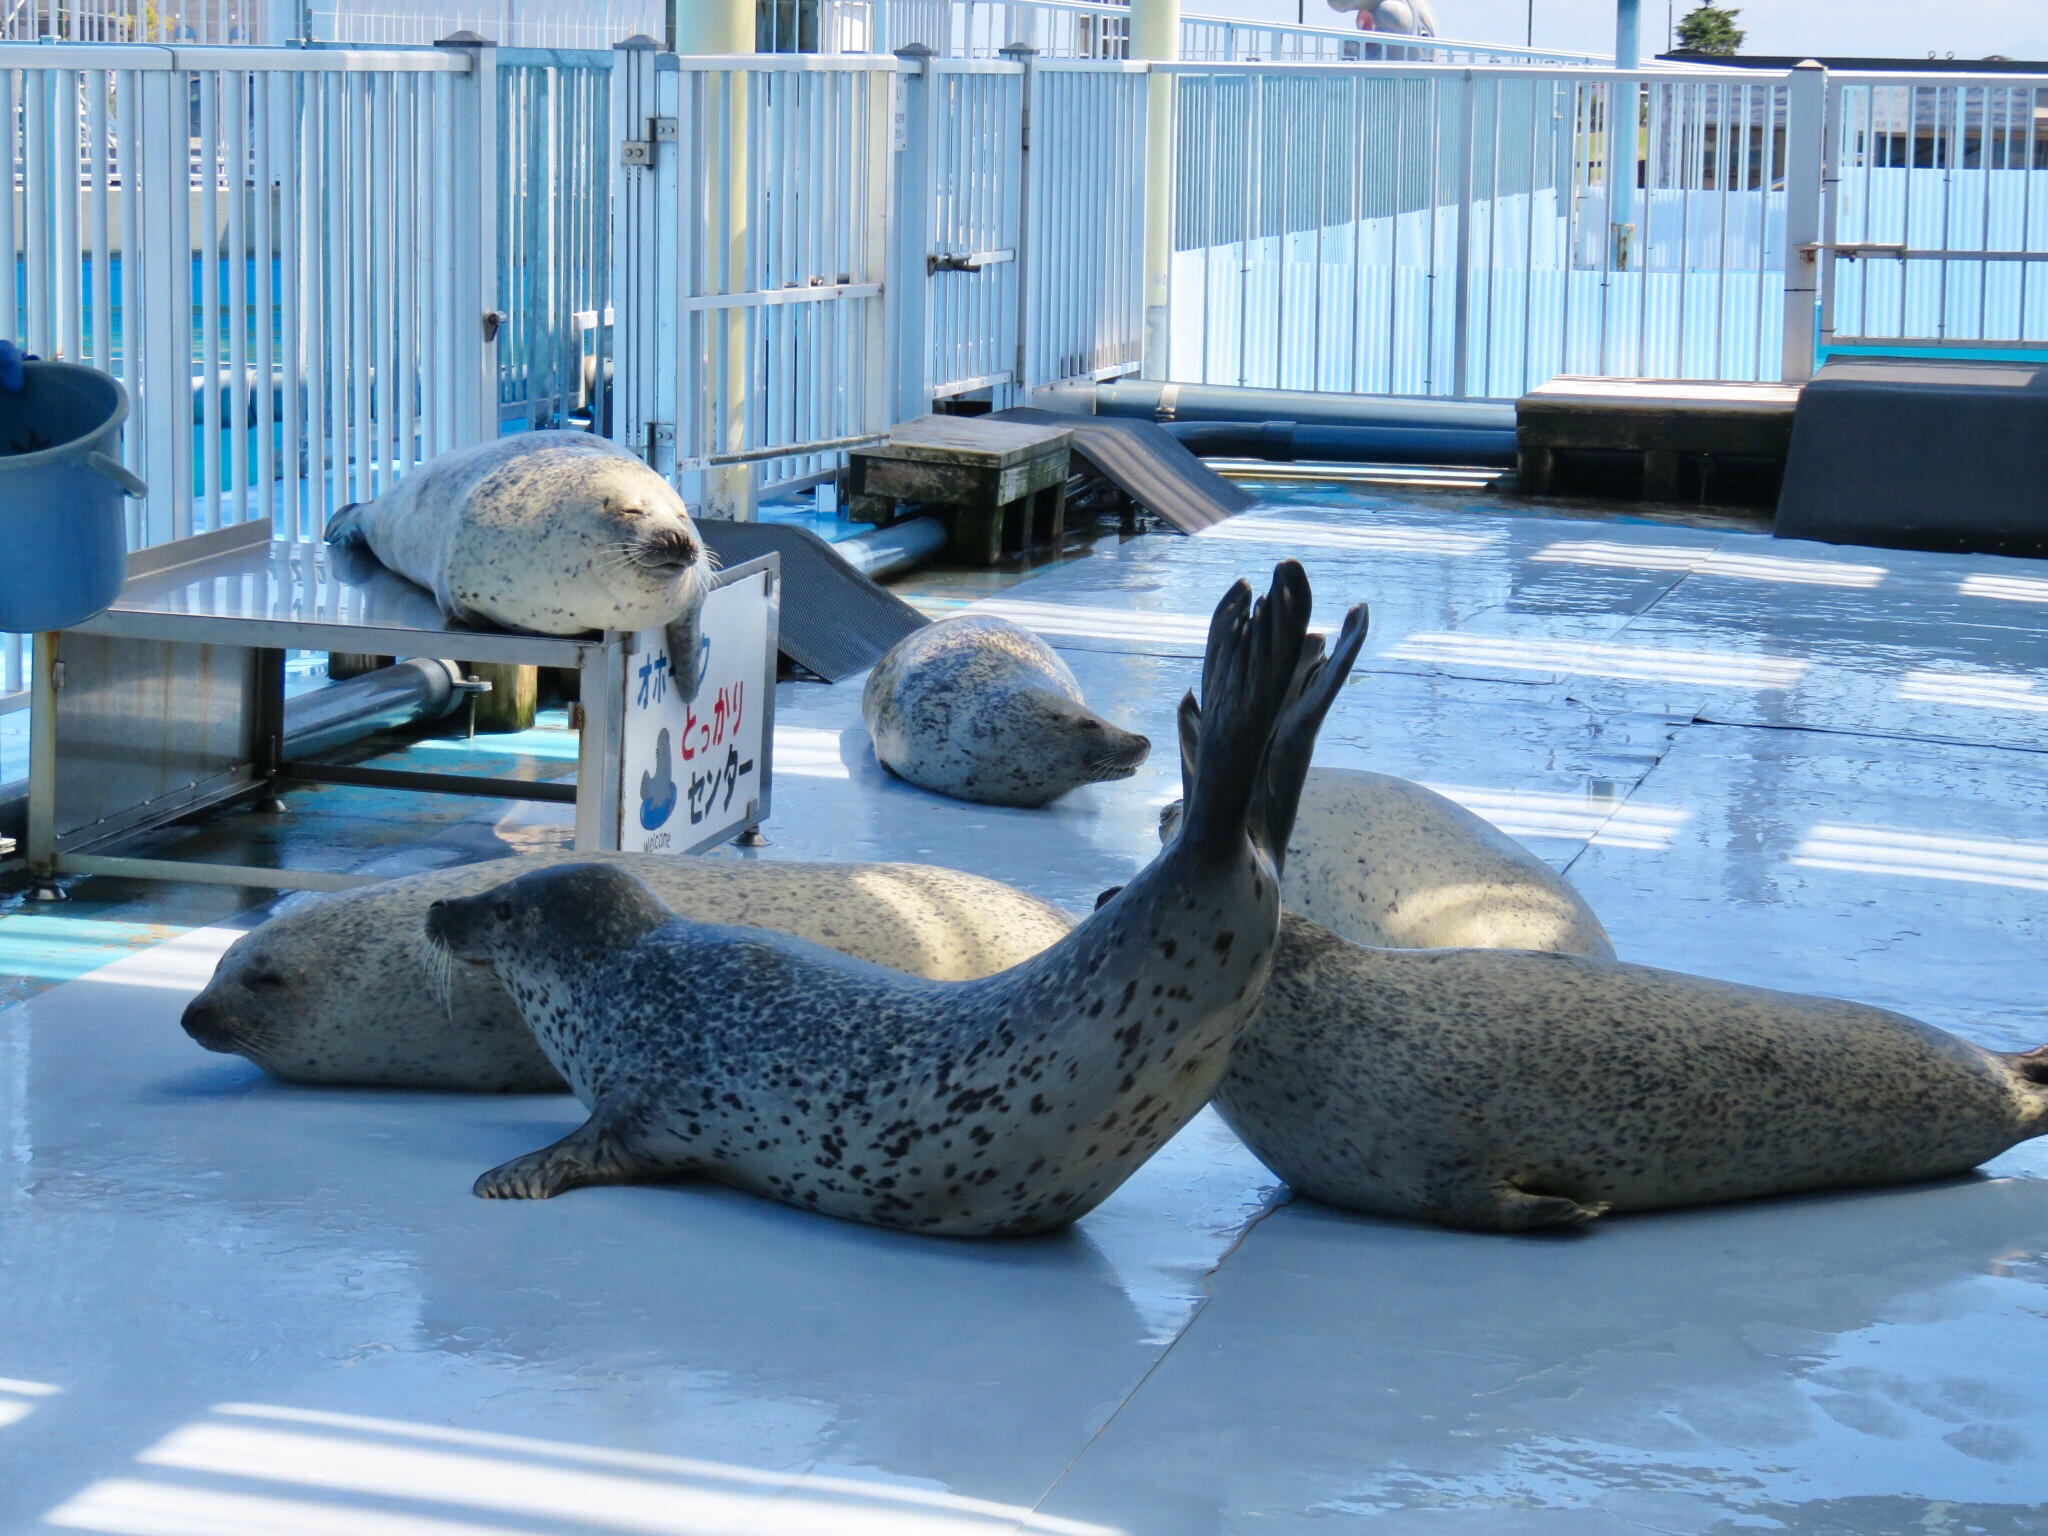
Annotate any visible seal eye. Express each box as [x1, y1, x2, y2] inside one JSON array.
[[493, 900, 514, 922], [618, 505, 646, 518], [246, 970, 287, 992]]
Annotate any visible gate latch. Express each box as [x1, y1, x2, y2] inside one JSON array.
[[928, 248, 1016, 275]]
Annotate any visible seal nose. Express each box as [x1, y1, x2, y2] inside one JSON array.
[[181, 995, 241, 1052]]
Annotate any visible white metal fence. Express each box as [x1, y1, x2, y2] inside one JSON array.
[[497, 46, 614, 431], [0, 39, 495, 699], [1163, 61, 1822, 397], [1822, 74, 2048, 350]]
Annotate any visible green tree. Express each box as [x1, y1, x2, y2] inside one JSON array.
[[1675, 4, 1745, 54]]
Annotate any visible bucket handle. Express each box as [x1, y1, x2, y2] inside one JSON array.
[[88, 452, 148, 499]]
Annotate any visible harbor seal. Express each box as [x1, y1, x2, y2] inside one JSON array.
[[325, 432, 707, 682], [426, 563, 1369, 1234], [182, 854, 1077, 1091], [1227, 932, 2048, 1230], [1159, 765, 1614, 957], [861, 614, 1151, 808]]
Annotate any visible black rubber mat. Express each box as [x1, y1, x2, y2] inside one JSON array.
[[991, 407, 1255, 533], [697, 520, 927, 682], [1776, 359, 2048, 555]]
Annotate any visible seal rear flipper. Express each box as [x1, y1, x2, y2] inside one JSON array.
[[1178, 562, 1314, 856], [474, 1102, 683, 1199], [2010, 1045, 2048, 1133]]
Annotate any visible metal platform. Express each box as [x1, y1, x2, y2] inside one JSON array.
[[1516, 377, 1803, 503], [25, 522, 776, 893]]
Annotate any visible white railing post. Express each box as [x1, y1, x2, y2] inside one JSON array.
[[1781, 59, 1827, 384], [1004, 41, 1036, 399], [1132, 0, 1178, 377], [1451, 68, 1475, 397], [609, 34, 666, 470], [438, 30, 501, 448], [888, 44, 935, 423], [135, 62, 190, 545]]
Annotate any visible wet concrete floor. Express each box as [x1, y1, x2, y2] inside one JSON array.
[[2, 484, 2045, 1534]]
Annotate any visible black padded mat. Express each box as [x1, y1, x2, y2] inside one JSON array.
[[697, 520, 927, 683], [1776, 358, 2048, 555], [991, 407, 1256, 533]]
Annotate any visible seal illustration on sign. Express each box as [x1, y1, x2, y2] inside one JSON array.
[[325, 431, 709, 694], [861, 614, 1151, 808], [427, 563, 1369, 1234], [639, 729, 678, 830]]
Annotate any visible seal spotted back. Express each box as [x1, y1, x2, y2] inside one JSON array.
[[428, 562, 1369, 1235], [861, 614, 1151, 808], [325, 432, 708, 668], [184, 855, 1077, 1091]]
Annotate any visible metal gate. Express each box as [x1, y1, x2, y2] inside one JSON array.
[[1820, 73, 2048, 351], [900, 57, 1028, 410]]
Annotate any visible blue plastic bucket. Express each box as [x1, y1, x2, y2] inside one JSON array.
[[0, 361, 148, 632]]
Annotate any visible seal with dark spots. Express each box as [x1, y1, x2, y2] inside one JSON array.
[[1158, 766, 1613, 958], [860, 614, 1151, 808], [1168, 673, 2048, 1232], [182, 855, 1077, 1091], [325, 432, 708, 684], [427, 563, 1367, 1235]]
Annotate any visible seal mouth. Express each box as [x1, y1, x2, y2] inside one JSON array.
[[1087, 734, 1153, 784], [630, 527, 701, 576], [181, 995, 251, 1053]]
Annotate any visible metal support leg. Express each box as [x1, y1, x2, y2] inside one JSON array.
[[249, 647, 291, 814], [26, 632, 64, 900]]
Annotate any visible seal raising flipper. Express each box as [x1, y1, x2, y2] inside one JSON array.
[[431, 562, 1362, 1235]]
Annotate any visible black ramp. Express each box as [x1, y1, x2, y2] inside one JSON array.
[[696, 520, 927, 683], [1776, 358, 2048, 556], [991, 407, 1255, 533]]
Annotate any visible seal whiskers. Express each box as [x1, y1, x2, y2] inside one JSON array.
[[431, 562, 1370, 1236]]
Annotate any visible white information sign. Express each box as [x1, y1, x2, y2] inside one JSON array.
[[617, 565, 774, 854]]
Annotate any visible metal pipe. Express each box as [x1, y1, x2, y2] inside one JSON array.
[[1084, 379, 1517, 432], [1162, 419, 1517, 468], [281, 657, 470, 758], [829, 516, 950, 581]]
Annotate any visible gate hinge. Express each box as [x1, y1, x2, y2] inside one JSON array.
[[620, 118, 676, 166], [643, 421, 674, 465]]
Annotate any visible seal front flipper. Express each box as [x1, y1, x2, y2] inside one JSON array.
[[1436, 1181, 1609, 1232], [665, 605, 703, 705], [475, 1100, 682, 1199], [323, 502, 368, 548]]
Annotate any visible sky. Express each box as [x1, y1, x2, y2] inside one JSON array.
[[1211, 0, 2048, 61]]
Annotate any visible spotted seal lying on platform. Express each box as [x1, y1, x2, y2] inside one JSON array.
[[1162, 686, 2048, 1231], [427, 564, 1368, 1234], [1159, 766, 1613, 957], [182, 855, 1077, 1092], [861, 614, 1151, 808], [325, 432, 707, 684], [1234, 934, 2048, 1229]]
